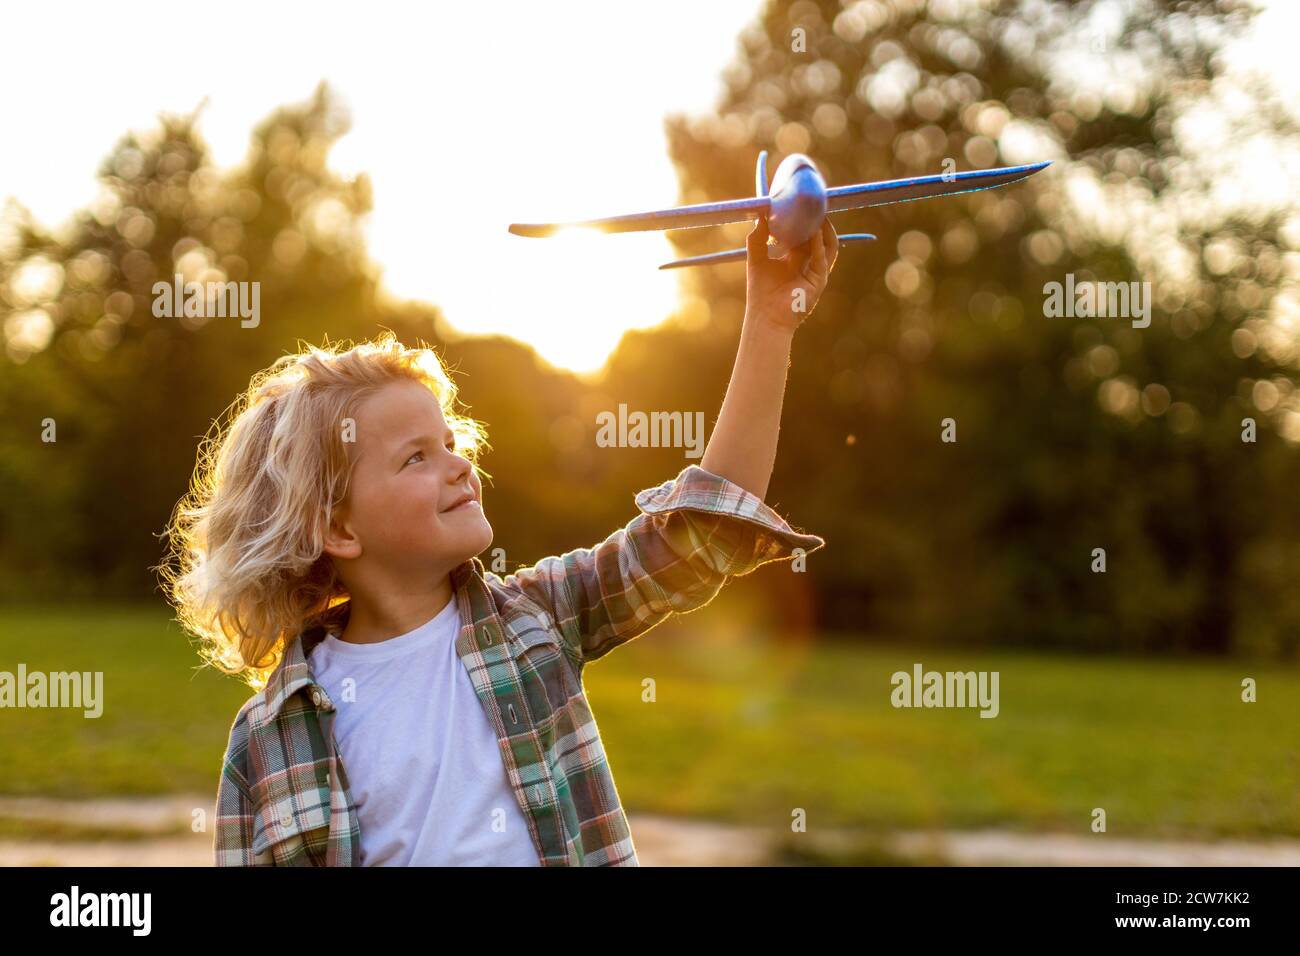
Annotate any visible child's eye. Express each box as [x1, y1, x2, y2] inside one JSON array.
[[404, 451, 424, 467]]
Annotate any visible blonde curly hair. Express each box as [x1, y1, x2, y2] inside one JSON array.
[[159, 333, 491, 690]]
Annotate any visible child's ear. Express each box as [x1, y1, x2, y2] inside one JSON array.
[[322, 502, 362, 561]]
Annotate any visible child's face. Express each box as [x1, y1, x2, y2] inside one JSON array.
[[333, 378, 492, 574]]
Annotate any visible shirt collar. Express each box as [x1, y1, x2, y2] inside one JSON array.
[[252, 555, 490, 729]]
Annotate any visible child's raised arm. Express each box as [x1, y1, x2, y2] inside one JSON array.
[[698, 216, 838, 500], [497, 219, 837, 666]]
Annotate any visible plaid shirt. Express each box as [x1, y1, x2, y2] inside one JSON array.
[[213, 463, 825, 866]]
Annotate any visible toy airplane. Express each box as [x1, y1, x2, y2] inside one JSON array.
[[509, 151, 1051, 269]]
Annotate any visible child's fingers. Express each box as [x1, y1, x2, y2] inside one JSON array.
[[822, 218, 839, 269], [746, 214, 769, 254], [805, 227, 827, 283], [795, 241, 812, 281], [797, 239, 814, 282]]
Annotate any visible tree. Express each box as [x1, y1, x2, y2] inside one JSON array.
[[0, 84, 382, 596], [639, 0, 1299, 655]]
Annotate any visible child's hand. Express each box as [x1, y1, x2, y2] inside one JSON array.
[[744, 215, 839, 333]]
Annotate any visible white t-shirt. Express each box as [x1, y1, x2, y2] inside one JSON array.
[[307, 594, 541, 866]]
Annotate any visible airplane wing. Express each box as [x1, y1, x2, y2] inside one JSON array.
[[826, 161, 1050, 213], [659, 233, 877, 270], [657, 248, 753, 270], [509, 196, 772, 237]]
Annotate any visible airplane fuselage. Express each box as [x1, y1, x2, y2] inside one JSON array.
[[765, 153, 828, 255]]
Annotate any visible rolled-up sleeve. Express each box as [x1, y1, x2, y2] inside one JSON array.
[[500, 464, 826, 665]]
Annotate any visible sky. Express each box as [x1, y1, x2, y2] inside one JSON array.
[[0, 0, 763, 375], [3, 0, 1296, 376]]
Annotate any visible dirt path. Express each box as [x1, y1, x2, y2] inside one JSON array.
[[1, 795, 1296, 866]]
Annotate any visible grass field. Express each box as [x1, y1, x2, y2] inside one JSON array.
[[1, 603, 1296, 839]]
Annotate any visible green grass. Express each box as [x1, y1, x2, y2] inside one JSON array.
[[0, 605, 249, 796], [583, 618, 1300, 840], [1, 603, 1296, 839]]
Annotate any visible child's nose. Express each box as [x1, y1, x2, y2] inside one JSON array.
[[447, 450, 472, 480]]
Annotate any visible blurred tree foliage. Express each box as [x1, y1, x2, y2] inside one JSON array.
[[630, 0, 1297, 657], [0, 84, 586, 603], [2, 1, 1297, 659]]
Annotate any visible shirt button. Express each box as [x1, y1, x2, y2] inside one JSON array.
[[280, 812, 293, 828], [311, 688, 322, 706]]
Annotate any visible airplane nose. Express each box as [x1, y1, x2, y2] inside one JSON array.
[[768, 166, 827, 248]]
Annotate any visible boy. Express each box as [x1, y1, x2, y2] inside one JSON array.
[[165, 215, 837, 865]]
